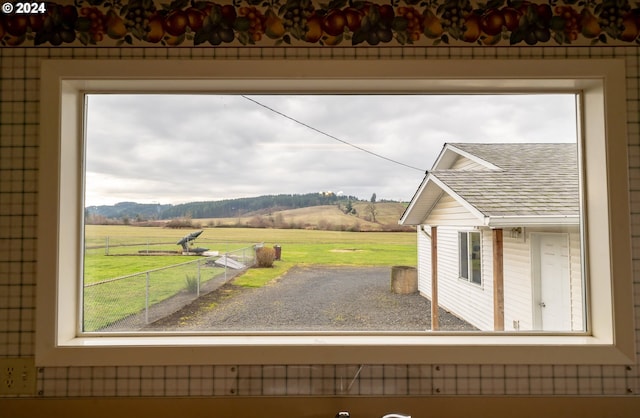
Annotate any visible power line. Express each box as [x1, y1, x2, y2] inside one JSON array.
[[241, 95, 426, 172]]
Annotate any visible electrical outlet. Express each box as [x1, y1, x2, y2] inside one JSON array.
[[0, 358, 37, 395]]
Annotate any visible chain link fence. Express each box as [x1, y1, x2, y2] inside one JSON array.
[[83, 245, 258, 332]]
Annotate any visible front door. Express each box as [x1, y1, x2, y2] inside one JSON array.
[[533, 233, 571, 331]]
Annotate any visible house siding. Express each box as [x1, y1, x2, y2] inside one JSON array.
[[503, 233, 534, 331], [424, 195, 481, 227], [419, 226, 583, 332], [450, 155, 486, 171], [418, 226, 494, 331]]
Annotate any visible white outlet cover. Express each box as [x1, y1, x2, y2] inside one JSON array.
[[0, 358, 37, 395]]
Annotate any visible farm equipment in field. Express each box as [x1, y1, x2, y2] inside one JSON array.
[[177, 230, 209, 255]]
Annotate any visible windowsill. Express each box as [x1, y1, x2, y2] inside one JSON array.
[[457, 278, 483, 288], [38, 333, 632, 366]]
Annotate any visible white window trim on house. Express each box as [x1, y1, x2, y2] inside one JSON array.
[[458, 231, 482, 286], [36, 58, 635, 366]]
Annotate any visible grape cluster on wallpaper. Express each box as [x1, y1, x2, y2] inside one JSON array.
[[1, 0, 639, 47]]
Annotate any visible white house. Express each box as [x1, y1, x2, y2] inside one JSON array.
[[399, 143, 583, 332]]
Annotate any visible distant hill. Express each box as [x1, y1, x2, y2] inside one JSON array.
[[85, 193, 412, 231], [205, 202, 412, 232], [85, 201, 172, 221], [87, 193, 361, 221], [159, 192, 360, 219]]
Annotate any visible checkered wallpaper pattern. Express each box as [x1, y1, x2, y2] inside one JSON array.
[[1, 45, 639, 397]]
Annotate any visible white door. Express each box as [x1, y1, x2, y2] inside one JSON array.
[[533, 234, 571, 331]]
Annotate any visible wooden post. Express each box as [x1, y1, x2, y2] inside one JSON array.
[[431, 226, 439, 331], [493, 228, 504, 331]]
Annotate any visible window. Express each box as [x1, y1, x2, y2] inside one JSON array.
[[459, 232, 481, 285], [81, 93, 576, 334], [36, 58, 635, 366]]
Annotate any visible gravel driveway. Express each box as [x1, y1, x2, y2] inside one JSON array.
[[145, 266, 476, 332]]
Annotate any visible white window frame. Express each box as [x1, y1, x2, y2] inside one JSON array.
[[36, 58, 635, 366], [459, 231, 482, 285]]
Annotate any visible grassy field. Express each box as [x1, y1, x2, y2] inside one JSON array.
[[83, 225, 417, 331], [85, 225, 416, 270], [84, 259, 225, 330]]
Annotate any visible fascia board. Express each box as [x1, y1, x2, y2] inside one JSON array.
[[430, 144, 454, 170], [487, 215, 580, 227], [398, 175, 429, 225], [445, 144, 501, 170]]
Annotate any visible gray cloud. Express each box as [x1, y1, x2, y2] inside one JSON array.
[[84, 94, 577, 206]]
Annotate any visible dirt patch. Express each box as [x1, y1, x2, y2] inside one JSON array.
[[147, 282, 248, 328]]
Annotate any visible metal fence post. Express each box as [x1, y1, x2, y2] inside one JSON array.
[[253, 244, 257, 266], [145, 272, 150, 324], [84, 244, 260, 331]]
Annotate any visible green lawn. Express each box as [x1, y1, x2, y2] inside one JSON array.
[[83, 259, 225, 331], [83, 225, 417, 331]]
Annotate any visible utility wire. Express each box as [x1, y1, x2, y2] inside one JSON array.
[[241, 95, 426, 172]]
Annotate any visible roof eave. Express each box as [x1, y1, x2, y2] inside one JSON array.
[[398, 174, 429, 225], [399, 175, 486, 226], [486, 215, 580, 227]]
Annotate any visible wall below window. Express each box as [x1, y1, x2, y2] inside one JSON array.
[[2, 396, 640, 418], [0, 2, 639, 416]]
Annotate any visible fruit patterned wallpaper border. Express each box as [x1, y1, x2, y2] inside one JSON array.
[[0, 0, 639, 48]]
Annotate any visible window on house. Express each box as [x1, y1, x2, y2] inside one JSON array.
[[459, 232, 481, 285], [36, 59, 635, 367]]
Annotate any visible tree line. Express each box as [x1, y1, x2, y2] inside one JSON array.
[[85, 192, 363, 223]]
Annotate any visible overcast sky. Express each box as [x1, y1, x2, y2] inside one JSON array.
[[84, 94, 577, 207]]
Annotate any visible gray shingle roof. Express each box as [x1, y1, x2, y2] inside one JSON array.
[[432, 143, 579, 217]]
